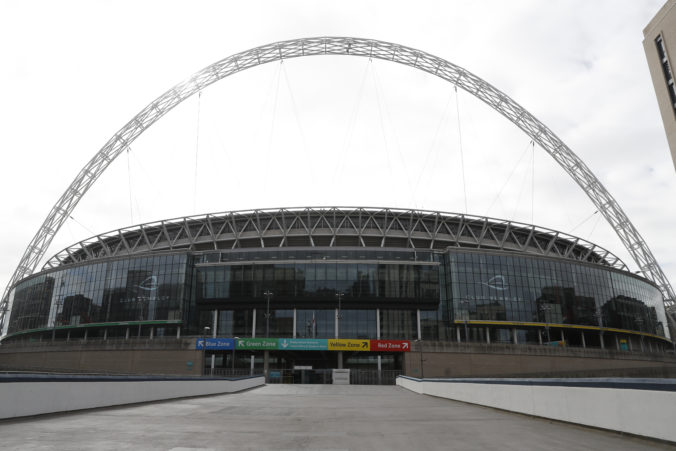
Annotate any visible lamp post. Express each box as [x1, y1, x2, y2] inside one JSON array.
[[202, 326, 210, 376], [335, 292, 344, 338], [263, 290, 273, 338]]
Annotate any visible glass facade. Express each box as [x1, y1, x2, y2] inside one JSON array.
[[6, 254, 187, 334], [5, 247, 670, 343], [8, 275, 55, 334], [445, 251, 667, 337], [296, 309, 335, 338], [194, 262, 439, 306]]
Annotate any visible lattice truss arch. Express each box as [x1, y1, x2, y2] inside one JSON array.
[[43, 207, 627, 270], [2, 37, 673, 331]]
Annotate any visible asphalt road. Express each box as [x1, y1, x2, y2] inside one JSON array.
[[1, 384, 670, 450]]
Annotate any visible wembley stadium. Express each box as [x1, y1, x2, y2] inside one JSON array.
[[2, 207, 670, 376], [1, 38, 675, 378]]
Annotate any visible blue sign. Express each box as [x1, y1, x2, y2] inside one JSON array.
[[277, 338, 328, 351], [195, 337, 234, 350]]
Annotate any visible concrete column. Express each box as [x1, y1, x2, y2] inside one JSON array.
[[103, 329, 108, 341], [416, 309, 421, 340], [377, 354, 382, 385], [649, 341, 653, 353], [376, 308, 381, 339], [456, 327, 461, 343], [486, 327, 490, 344], [84, 329, 88, 341], [335, 308, 339, 338], [337, 351, 343, 369], [640, 336, 645, 352], [125, 327, 130, 340], [210, 355, 215, 375], [600, 332, 605, 349], [252, 309, 256, 338], [615, 335, 620, 350], [560, 330, 564, 343], [250, 355, 254, 375], [176, 327, 181, 339], [293, 308, 297, 338], [512, 328, 517, 344], [67, 330, 70, 342], [581, 331, 586, 348], [212, 310, 218, 337], [538, 329, 542, 345], [264, 350, 269, 378], [628, 337, 634, 351], [52, 328, 56, 341], [149, 327, 154, 340]]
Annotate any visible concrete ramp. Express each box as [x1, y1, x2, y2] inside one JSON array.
[[0, 383, 667, 449]]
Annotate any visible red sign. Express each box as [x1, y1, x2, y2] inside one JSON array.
[[370, 340, 411, 352]]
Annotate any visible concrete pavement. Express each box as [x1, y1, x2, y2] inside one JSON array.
[[0, 384, 670, 450]]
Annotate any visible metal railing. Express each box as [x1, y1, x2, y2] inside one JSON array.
[[264, 369, 402, 385], [0, 336, 192, 351], [412, 340, 676, 361], [210, 368, 264, 378], [351, 369, 402, 385]]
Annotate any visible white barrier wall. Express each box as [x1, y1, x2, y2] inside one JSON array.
[[397, 377, 676, 443], [0, 376, 264, 419]]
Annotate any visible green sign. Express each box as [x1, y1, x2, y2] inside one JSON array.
[[235, 338, 278, 350]]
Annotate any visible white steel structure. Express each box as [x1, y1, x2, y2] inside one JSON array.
[[1, 37, 673, 332], [43, 207, 628, 271]]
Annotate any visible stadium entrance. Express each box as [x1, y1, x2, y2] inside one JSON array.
[[198, 338, 409, 384]]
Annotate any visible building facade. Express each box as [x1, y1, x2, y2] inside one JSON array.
[[644, 0, 676, 170], [2, 208, 671, 371]]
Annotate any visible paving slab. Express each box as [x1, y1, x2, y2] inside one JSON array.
[[0, 384, 670, 450]]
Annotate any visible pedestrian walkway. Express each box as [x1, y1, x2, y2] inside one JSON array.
[[1, 384, 669, 450]]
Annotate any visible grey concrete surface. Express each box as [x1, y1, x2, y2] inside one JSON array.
[[0, 384, 671, 450]]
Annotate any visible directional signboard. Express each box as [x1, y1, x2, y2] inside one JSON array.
[[328, 339, 371, 351], [194, 337, 410, 352], [278, 338, 328, 351], [195, 338, 234, 350], [370, 340, 410, 352], [235, 338, 278, 350]]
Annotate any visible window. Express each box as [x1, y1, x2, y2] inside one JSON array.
[[656, 34, 676, 117]]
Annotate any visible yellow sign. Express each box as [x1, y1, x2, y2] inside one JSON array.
[[328, 339, 370, 351]]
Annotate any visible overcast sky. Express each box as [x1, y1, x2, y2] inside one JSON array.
[[1, 0, 675, 300]]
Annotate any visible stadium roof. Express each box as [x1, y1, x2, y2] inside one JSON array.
[[43, 207, 627, 271]]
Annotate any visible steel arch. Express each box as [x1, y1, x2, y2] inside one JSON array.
[[1, 36, 673, 331]]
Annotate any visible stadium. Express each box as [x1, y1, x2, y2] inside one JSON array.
[[1, 38, 675, 379], [1, 207, 671, 377]]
